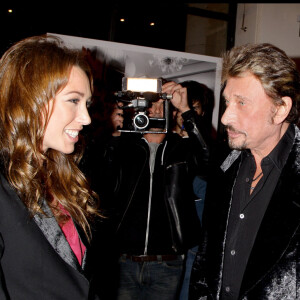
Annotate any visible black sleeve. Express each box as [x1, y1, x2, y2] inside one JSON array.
[[0, 233, 10, 299], [182, 109, 210, 180]]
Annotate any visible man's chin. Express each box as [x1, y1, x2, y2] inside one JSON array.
[[228, 139, 247, 150]]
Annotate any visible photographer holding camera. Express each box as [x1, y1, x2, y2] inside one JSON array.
[[85, 80, 209, 300]]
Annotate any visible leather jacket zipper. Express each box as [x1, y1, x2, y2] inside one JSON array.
[[143, 171, 153, 255]]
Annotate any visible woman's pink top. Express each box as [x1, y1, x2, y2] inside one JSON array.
[[59, 205, 86, 265]]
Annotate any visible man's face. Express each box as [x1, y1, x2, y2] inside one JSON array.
[[148, 99, 164, 118], [145, 99, 164, 132], [221, 72, 278, 154]]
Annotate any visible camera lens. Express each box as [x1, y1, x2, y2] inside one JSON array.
[[133, 113, 149, 130]]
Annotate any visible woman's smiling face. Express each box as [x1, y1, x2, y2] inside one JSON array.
[[42, 66, 92, 154]]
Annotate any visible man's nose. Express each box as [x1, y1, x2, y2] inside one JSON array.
[[221, 104, 235, 126]]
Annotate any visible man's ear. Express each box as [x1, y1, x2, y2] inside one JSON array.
[[273, 96, 292, 124]]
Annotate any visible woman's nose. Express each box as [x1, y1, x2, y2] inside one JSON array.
[[76, 106, 91, 125]]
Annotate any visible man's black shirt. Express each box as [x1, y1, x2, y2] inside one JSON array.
[[221, 124, 295, 300]]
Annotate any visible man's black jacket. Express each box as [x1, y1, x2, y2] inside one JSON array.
[[84, 110, 209, 254]]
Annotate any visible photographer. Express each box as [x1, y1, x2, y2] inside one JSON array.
[[85, 81, 209, 300]]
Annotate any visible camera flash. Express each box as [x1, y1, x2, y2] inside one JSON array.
[[126, 78, 159, 93]]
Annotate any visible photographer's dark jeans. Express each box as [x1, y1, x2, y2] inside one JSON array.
[[117, 255, 184, 300]]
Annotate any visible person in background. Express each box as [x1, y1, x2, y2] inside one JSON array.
[[85, 80, 209, 300], [171, 80, 214, 300], [173, 80, 214, 141], [190, 43, 300, 300], [0, 35, 100, 300], [173, 80, 214, 218]]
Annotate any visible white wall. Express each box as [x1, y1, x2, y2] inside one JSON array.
[[51, 33, 222, 131], [235, 3, 300, 57]]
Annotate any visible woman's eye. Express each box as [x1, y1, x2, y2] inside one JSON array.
[[69, 98, 79, 104]]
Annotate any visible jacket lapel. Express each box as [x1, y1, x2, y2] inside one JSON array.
[[33, 201, 83, 272], [74, 222, 89, 270], [240, 128, 300, 295]]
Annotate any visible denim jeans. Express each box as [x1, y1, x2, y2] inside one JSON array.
[[117, 255, 184, 300], [179, 175, 206, 300], [178, 245, 199, 300]]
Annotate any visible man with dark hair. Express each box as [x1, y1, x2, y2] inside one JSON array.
[[86, 81, 209, 300], [190, 43, 300, 299]]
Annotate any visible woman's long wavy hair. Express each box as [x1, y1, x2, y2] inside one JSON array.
[[0, 35, 100, 240]]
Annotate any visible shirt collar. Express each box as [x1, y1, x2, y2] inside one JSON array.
[[221, 124, 295, 172], [262, 123, 294, 171]]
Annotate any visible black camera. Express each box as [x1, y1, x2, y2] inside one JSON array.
[[114, 78, 172, 133]]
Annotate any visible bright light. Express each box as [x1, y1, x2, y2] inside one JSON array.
[[120, 18, 125, 22], [8, 9, 13, 13], [126, 78, 158, 93], [150, 22, 155, 26]]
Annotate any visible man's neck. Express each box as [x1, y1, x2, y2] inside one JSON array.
[[144, 132, 166, 144]]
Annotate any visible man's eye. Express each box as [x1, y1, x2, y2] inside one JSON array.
[[239, 101, 245, 106]]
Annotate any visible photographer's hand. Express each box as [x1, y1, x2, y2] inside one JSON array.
[[111, 102, 124, 136], [162, 82, 190, 113]]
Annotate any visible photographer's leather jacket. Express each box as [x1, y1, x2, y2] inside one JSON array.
[[86, 110, 209, 255]]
